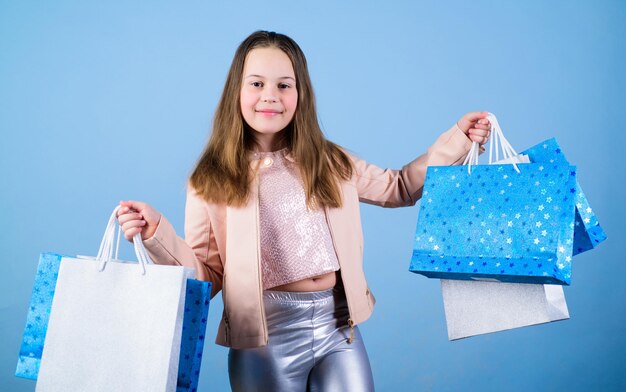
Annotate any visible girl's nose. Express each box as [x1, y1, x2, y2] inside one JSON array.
[[261, 86, 278, 103]]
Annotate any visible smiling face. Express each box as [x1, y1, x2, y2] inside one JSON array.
[[240, 47, 298, 152]]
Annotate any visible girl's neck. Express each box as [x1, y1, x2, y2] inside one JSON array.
[[251, 131, 288, 153]]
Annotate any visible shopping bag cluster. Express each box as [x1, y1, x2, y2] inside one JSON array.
[[16, 207, 212, 392], [409, 113, 606, 339]]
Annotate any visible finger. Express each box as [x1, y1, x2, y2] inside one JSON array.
[[473, 123, 491, 130], [121, 219, 146, 231], [462, 111, 489, 123], [123, 227, 143, 242], [123, 225, 144, 240], [469, 129, 490, 145], [119, 201, 135, 210], [119, 200, 149, 214], [469, 128, 490, 138], [126, 200, 149, 211], [117, 212, 143, 225], [117, 202, 134, 217], [469, 134, 489, 145], [458, 111, 489, 132]]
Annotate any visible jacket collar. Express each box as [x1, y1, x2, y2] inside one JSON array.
[[247, 148, 296, 164]]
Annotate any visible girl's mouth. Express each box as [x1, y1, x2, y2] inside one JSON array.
[[256, 109, 282, 116]]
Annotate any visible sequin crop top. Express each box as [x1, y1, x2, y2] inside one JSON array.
[[254, 149, 340, 290]]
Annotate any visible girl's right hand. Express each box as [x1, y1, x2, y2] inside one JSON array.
[[116, 200, 161, 242], [456, 111, 491, 145]]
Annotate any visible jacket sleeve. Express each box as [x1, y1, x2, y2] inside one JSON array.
[[350, 124, 474, 207], [142, 185, 223, 297]]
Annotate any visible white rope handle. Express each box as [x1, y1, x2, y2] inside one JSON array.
[[487, 114, 519, 163], [462, 141, 480, 170], [463, 113, 521, 174], [96, 206, 153, 275]]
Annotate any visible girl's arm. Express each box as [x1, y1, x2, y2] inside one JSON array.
[[350, 112, 489, 207], [117, 190, 223, 298]]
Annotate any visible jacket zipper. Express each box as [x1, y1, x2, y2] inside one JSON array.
[[324, 206, 356, 344], [347, 318, 355, 344], [256, 174, 268, 345], [224, 312, 230, 345]]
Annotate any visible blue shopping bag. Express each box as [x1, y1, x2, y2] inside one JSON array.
[[178, 278, 212, 392], [521, 139, 606, 255], [409, 161, 578, 285], [16, 252, 211, 392]]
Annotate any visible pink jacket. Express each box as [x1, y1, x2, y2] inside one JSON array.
[[143, 125, 473, 349]]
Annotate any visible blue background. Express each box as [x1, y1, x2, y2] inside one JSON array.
[[2, 1, 624, 390]]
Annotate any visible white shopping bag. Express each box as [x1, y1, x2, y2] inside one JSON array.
[[441, 279, 569, 340], [36, 207, 195, 392]]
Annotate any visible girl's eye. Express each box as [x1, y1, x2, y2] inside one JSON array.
[[278, 83, 291, 89], [251, 81, 263, 87]]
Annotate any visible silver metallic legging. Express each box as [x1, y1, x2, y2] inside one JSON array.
[[228, 288, 375, 391]]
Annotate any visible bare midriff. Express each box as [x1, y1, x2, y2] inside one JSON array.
[[268, 271, 337, 292]]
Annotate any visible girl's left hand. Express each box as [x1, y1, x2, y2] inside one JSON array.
[[457, 112, 491, 145]]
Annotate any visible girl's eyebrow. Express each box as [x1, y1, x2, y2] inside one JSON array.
[[244, 74, 295, 82]]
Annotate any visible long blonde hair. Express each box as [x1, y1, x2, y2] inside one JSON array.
[[190, 31, 353, 208]]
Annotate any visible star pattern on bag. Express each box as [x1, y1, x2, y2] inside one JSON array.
[[411, 161, 576, 285], [177, 280, 212, 391], [521, 138, 607, 255], [16, 253, 63, 380]]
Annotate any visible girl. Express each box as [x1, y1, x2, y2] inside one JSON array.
[[117, 30, 490, 391]]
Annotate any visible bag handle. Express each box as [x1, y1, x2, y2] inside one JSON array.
[[462, 113, 521, 174], [95, 206, 153, 275]]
